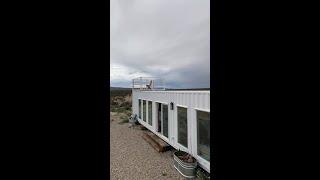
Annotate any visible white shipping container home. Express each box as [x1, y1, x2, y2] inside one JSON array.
[[131, 77, 210, 173]]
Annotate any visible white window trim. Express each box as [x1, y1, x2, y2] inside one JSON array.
[[161, 103, 169, 139], [142, 99, 147, 122], [196, 155, 210, 173], [155, 102, 162, 133], [154, 101, 168, 105], [176, 105, 189, 152], [138, 99, 142, 120], [195, 109, 210, 167], [154, 102, 169, 140], [176, 104, 188, 108], [147, 100, 153, 126], [194, 107, 210, 112], [154, 131, 170, 144]]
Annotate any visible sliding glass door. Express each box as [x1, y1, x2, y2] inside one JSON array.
[[156, 102, 161, 133], [148, 101, 152, 126], [138, 99, 141, 119], [177, 106, 188, 148], [162, 104, 168, 138], [155, 102, 169, 139], [143, 100, 146, 122]]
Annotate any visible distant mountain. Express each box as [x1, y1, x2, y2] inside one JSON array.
[[110, 86, 210, 91], [110, 87, 132, 97], [166, 88, 210, 91], [110, 87, 131, 91]]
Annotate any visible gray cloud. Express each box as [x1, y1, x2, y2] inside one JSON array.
[[111, 0, 210, 88]]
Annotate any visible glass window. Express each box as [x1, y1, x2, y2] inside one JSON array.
[[177, 107, 188, 148], [148, 101, 152, 126], [162, 104, 168, 138], [197, 110, 210, 162], [138, 99, 141, 119], [157, 103, 161, 133], [143, 100, 146, 122]]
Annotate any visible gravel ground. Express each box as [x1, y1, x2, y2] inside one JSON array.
[[110, 112, 185, 180]]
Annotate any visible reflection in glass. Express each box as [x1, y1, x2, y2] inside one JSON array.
[[197, 111, 210, 162], [163, 104, 168, 138], [143, 100, 146, 122], [178, 107, 188, 148], [148, 101, 152, 125]]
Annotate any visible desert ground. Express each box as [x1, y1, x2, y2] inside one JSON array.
[[110, 111, 185, 180]]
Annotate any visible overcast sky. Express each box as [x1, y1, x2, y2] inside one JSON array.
[[110, 0, 210, 88]]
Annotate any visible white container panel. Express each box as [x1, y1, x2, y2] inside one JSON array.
[[131, 90, 210, 172]]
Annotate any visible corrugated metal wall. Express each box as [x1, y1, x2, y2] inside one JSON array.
[[132, 89, 210, 172]]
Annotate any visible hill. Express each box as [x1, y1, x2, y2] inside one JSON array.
[[110, 87, 132, 97], [110, 87, 131, 91]]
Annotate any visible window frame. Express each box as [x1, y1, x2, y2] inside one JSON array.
[[176, 105, 189, 151], [154, 101, 169, 143], [147, 100, 152, 126], [162, 103, 169, 139], [195, 109, 210, 163], [138, 99, 142, 119], [142, 100, 147, 122]]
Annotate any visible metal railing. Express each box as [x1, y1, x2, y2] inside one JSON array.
[[132, 77, 165, 90]]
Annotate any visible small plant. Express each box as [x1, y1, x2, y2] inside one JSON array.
[[196, 167, 210, 180], [175, 149, 187, 156], [126, 111, 131, 117], [175, 150, 196, 163]]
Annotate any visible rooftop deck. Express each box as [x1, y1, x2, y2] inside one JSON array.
[[132, 77, 209, 92], [132, 77, 165, 90]]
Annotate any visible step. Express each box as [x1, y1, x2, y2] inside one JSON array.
[[145, 131, 170, 150], [142, 131, 170, 152], [142, 133, 161, 152]]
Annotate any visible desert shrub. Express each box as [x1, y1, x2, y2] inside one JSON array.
[[110, 89, 132, 113], [122, 101, 131, 108], [117, 107, 127, 113], [110, 106, 116, 112], [118, 115, 129, 124], [110, 100, 118, 106], [110, 89, 131, 97]]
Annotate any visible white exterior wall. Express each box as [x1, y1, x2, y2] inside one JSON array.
[[132, 89, 210, 172]]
